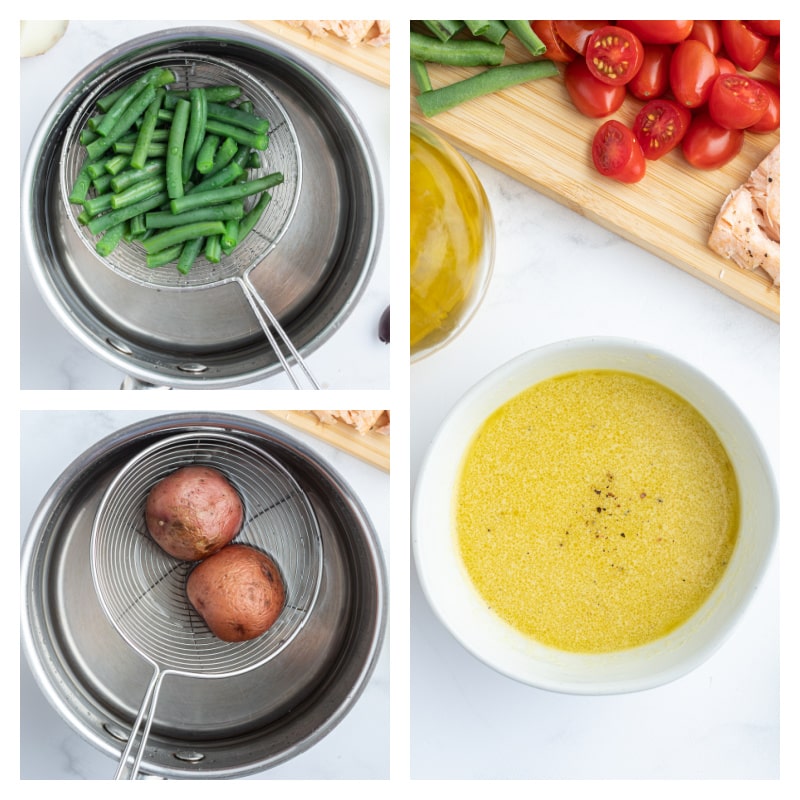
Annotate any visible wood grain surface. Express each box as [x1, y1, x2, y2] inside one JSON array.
[[410, 30, 780, 321]]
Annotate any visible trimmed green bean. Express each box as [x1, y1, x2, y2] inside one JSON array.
[[220, 218, 239, 253], [95, 85, 126, 113], [164, 85, 242, 107], [204, 118, 268, 151], [204, 136, 238, 177], [195, 133, 220, 174], [415, 60, 558, 116], [181, 87, 207, 183], [166, 97, 190, 199], [168, 173, 284, 215], [95, 67, 175, 138], [144, 201, 245, 229], [130, 88, 165, 170], [85, 84, 157, 160], [103, 154, 132, 175], [176, 236, 205, 275], [205, 234, 222, 263], [110, 175, 167, 210], [142, 220, 227, 254], [423, 20, 465, 41], [206, 101, 269, 135], [129, 212, 147, 239], [113, 141, 166, 158], [467, 20, 508, 44], [237, 190, 272, 241], [504, 20, 546, 56], [95, 221, 127, 257], [146, 243, 183, 268], [110, 159, 165, 193], [91, 173, 113, 194], [87, 190, 169, 235], [83, 191, 114, 218], [68, 164, 95, 205], [410, 31, 505, 66], [188, 161, 244, 194], [411, 58, 432, 93]]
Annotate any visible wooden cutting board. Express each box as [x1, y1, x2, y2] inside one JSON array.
[[410, 33, 780, 322], [243, 21, 390, 86], [261, 411, 390, 472]]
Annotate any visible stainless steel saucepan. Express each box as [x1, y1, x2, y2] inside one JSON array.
[[22, 28, 383, 388]]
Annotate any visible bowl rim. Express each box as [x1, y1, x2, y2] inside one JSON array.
[[412, 335, 778, 695]]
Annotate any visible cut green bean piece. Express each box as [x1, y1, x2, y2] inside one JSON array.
[[504, 20, 546, 56], [169, 173, 284, 215], [470, 20, 508, 44], [69, 164, 95, 205], [166, 97, 190, 199], [92, 173, 113, 194], [237, 190, 272, 241], [221, 218, 239, 253], [410, 31, 505, 66], [87, 191, 169, 235], [176, 236, 205, 275], [131, 88, 165, 170], [113, 141, 166, 158], [146, 243, 183, 268], [205, 136, 239, 177], [182, 87, 208, 183], [95, 86, 126, 113], [415, 60, 558, 116], [85, 84, 157, 160], [204, 118, 268, 151], [189, 161, 245, 194], [205, 234, 222, 263], [144, 201, 245, 229], [423, 20, 465, 41], [94, 67, 175, 138], [104, 154, 132, 175], [111, 175, 167, 210], [142, 220, 227, 254], [206, 101, 270, 134], [411, 58, 433, 93], [96, 221, 127, 257], [129, 212, 147, 238], [164, 85, 242, 107], [83, 191, 114, 218], [111, 159, 165, 193], [195, 133, 220, 174]]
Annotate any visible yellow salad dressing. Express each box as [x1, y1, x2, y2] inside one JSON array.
[[456, 370, 739, 653]]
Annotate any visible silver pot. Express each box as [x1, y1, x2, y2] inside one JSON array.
[[21, 413, 387, 778], [21, 27, 382, 388]]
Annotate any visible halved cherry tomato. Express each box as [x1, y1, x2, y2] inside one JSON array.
[[687, 20, 721, 54], [716, 56, 737, 75], [670, 39, 720, 108], [708, 73, 769, 129], [591, 119, 646, 182], [554, 21, 607, 55], [632, 98, 691, 159], [745, 20, 780, 37], [627, 44, 672, 100], [531, 20, 576, 62], [720, 20, 770, 71], [616, 20, 694, 45], [585, 25, 644, 85], [748, 79, 780, 133], [681, 111, 744, 169], [564, 58, 626, 117]]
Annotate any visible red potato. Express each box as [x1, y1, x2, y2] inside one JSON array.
[[186, 544, 286, 642], [145, 465, 243, 561]]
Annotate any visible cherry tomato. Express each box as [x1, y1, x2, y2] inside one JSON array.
[[632, 98, 692, 159], [720, 20, 770, 71], [564, 58, 626, 117], [531, 20, 576, 62], [616, 20, 693, 45], [554, 21, 607, 55], [681, 111, 744, 169], [745, 20, 780, 37], [687, 20, 721, 54], [627, 44, 672, 100], [716, 56, 738, 75], [591, 119, 646, 182], [708, 73, 769, 129], [585, 25, 644, 85], [670, 39, 720, 108], [748, 79, 780, 133]]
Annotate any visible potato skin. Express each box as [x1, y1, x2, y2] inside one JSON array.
[[186, 544, 286, 642], [145, 465, 243, 561]]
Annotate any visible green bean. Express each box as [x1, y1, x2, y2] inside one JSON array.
[[466, 20, 508, 44], [423, 20, 465, 41], [83, 191, 114, 218], [204, 118, 268, 151], [110, 159, 165, 193], [95, 67, 175, 138], [95, 221, 127, 257], [113, 141, 166, 158], [129, 212, 147, 239], [80, 127, 99, 146], [176, 236, 205, 275], [110, 175, 167, 210], [504, 20, 546, 56], [166, 97, 190, 199], [182, 87, 208, 183], [146, 243, 183, 268], [144, 201, 245, 229], [95, 85, 126, 113], [206, 101, 270, 135], [85, 84, 157, 160], [168, 173, 284, 215], [410, 31, 505, 66], [91, 173, 113, 194], [164, 85, 242, 107], [220, 218, 239, 253], [86, 157, 113, 179], [130, 88, 165, 170], [237, 190, 272, 241], [204, 234, 222, 263], [87, 191, 169, 235], [411, 58, 432, 93], [204, 136, 238, 177], [195, 133, 220, 174], [142, 220, 227, 254], [68, 163, 95, 205], [415, 60, 558, 116], [188, 161, 245, 194], [103, 154, 132, 175]]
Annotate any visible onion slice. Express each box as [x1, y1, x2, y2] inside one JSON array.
[[20, 20, 69, 58]]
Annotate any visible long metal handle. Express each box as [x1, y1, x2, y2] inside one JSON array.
[[238, 276, 320, 390], [114, 668, 167, 780]]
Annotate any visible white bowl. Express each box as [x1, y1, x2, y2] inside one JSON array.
[[412, 337, 778, 694]]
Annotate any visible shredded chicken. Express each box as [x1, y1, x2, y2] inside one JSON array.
[[283, 20, 390, 47], [708, 144, 780, 287], [310, 410, 390, 436]]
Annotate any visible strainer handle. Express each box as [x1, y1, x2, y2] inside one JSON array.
[[114, 667, 167, 780], [237, 276, 320, 390]]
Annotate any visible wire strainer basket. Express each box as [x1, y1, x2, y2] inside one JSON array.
[[60, 52, 318, 388], [91, 430, 323, 779]]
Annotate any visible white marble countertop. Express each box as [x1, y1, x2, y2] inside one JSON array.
[[20, 409, 389, 779], [20, 20, 389, 390], [409, 144, 780, 778]]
